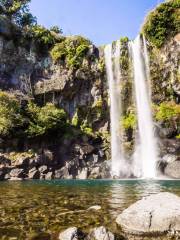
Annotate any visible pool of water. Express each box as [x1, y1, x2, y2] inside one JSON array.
[[0, 179, 180, 239]]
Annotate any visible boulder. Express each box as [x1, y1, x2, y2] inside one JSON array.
[[164, 161, 180, 179], [9, 168, 25, 178], [116, 192, 180, 236], [87, 226, 115, 240], [0, 154, 11, 167], [38, 165, 48, 174], [28, 168, 40, 179], [59, 227, 85, 240], [45, 172, 53, 180], [77, 168, 88, 179], [55, 167, 71, 179]]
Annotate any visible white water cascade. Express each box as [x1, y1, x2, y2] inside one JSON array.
[[104, 42, 128, 177], [131, 36, 158, 178]]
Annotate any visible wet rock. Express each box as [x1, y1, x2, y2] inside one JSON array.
[[116, 192, 180, 236], [9, 168, 25, 178], [79, 144, 95, 156], [77, 168, 88, 179], [11, 155, 30, 167], [59, 227, 85, 240], [45, 171, 53, 180], [38, 165, 48, 174], [28, 168, 40, 179], [164, 160, 180, 179], [87, 226, 115, 240], [55, 167, 70, 179], [0, 154, 11, 167], [0, 168, 7, 180], [162, 154, 179, 163], [89, 166, 101, 179]]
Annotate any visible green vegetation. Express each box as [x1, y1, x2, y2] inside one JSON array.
[[0, 91, 24, 136], [142, 0, 180, 48], [30, 25, 58, 50], [120, 37, 129, 45], [119, 37, 130, 72], [122, 112, 137, 130], [50, 26, 63, 34], [176, 134, 180, 139], [155, 102, 180, 121], [0, 0, 36, 27], [50, 36, 91, 69], [26, 102, 67, 138]]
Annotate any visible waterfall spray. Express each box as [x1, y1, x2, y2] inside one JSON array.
[[131, 36, 158, 178], [104, 42, 129, 177]]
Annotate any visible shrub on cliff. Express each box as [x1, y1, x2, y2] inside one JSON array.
[[50, 35, 91, 69], [26, 102, 67, 137], [142, 0, 180, 48], [0, 91, 24, 136], [155, 102, 180, 121], [122, 112, 137, 130]]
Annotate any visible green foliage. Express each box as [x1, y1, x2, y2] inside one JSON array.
[[50, 36, 91, 69], [0, 0, 36, 27], [122, 113, 137, 130], [31, 25, 56, 49], [0, 91, 23, 136], [176, 134, 180, 139], [120, 36, 129, 45], [142, 0, 180, 48], [26, 102, 67, 137], [155, 102, 180, 121], [80, 120, 93, 136], [50, 26, 63, 34], [71, 111, 79, 127]]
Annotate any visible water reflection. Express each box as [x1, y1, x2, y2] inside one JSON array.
[[0, 180, 179, 239]]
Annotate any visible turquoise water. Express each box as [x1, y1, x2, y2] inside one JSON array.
[[0, 179, 180, 239]]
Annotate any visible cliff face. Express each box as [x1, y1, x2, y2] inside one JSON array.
[[0, 2, 179, 180]]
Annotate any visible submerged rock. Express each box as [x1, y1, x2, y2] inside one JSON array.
[[59, 227, 85, 240], [116, 192, 180, 237], [87, 205, 101, 211], [87, 226, 115, 240]]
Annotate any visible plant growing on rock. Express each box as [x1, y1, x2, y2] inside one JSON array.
[[0, 91, 24, 136], [26, 102, 67, 137], [50, 36, 92, 69], [30, 25, 57, 51], [142, 0, 180, 48], [155, 102, 180, 121], [122, 112, 137, 130]]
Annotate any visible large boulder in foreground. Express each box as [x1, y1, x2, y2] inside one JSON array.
[[116, 192, 180, 237]]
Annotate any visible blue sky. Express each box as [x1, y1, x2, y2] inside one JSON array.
[[29, 0, 164, 46]]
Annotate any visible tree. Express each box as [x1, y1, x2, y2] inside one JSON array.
[[50, 25, 63, 34], [0, 0, 36, 27]]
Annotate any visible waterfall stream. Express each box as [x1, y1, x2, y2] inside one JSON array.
[[104, 42, 127, 177], [105, 36, 158, 179], [131, 36, 158, 178]]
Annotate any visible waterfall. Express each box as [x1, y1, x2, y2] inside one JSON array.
[[104, 42, 128, 177], [131, 36, 158, 178]]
